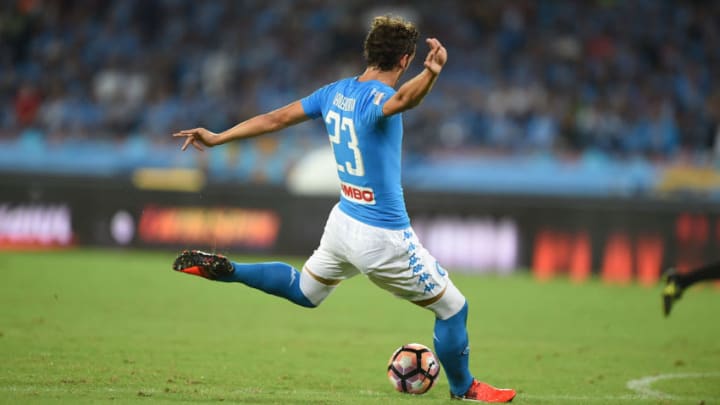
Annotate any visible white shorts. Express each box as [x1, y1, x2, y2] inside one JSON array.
[[301, 204, 465, 318]]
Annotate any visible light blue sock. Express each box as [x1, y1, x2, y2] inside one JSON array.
[[434, 302, 474, 396], [218, 261, 315, 308]]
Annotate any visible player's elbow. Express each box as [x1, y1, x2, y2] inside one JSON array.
[[398, 98, 423, 114], [265, 107, 304, 132], [405, 97, 423, 110], [260, 113, 275, 130], [260, 111, 286, 133]]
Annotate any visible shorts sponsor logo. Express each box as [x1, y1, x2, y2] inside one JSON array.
[[340, 182, 376, 205]]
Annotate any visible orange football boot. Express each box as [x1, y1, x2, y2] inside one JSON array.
[[451, 379, 516, 403]]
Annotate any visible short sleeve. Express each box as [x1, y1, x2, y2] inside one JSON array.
[[366, 88, 389, 122], [301, 84, 331, 119]]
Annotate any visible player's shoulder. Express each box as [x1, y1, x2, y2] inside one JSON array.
[[317, 77, 395, 115], [341, 78, 393, 106]]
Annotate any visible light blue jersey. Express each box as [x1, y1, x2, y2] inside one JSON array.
[[301, 77, 410, 229]]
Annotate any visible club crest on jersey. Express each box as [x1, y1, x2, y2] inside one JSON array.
[[340, 181, 376, 205], [370, 88, 386, 106]]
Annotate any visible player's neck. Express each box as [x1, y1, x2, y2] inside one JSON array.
[[358, 67, 403, 88]]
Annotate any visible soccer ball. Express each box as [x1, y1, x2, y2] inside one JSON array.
[[387, 343, 441, 394]]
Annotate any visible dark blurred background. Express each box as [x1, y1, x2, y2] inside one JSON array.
[[1, 0, 719, 281]]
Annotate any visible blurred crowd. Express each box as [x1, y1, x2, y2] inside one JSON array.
[[2, 0, 720, 168]]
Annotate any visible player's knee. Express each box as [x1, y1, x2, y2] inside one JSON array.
[[425, 280, 466, 320], [299, 271, 335, 308], [298, 291, 328, 308]]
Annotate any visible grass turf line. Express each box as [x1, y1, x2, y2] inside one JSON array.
[[1, 249, 719, 404]]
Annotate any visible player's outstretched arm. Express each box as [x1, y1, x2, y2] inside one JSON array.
[[382, 38, 447, 116], [173, 100, 309, 151]]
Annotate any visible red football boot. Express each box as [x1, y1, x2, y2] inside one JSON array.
[[451, 379, 516, 403]]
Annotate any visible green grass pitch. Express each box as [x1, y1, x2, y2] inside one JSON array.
[[1, 249, 719, 404]]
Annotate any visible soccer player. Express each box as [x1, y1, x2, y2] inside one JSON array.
[[172, 16, 516, 403], [662, 261, 720, 316]]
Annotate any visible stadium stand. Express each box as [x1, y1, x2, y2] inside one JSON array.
[[1, 0, 718, 196]]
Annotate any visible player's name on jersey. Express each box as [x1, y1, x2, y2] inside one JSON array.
[[332, 92, 356, 112], [340, 181, 376, 205]]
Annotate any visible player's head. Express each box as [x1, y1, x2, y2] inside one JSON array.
[[363, 15, 419, 73]]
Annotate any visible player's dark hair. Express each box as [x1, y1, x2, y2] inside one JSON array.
[[363, 15, 419, 71]]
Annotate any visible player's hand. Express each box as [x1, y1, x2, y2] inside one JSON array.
[[172, 127, 217, 151], [423, 38, 447, 75]]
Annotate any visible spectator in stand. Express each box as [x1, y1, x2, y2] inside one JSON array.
[[14, 83, 41, 128]]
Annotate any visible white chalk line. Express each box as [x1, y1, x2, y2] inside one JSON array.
[[1, 372, 719, 402], [523, 372, 720, 402], [626, 372, 720, 400]]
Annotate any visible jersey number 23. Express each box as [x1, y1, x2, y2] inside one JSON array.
[[326, 110, 365, 177]]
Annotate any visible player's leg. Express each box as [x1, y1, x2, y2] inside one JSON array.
[[421, 280, 473, 396], [295, 204, 361, 306], [172, 249, 316, 307], [424, 282, 515, 402], [668, 261, 720, 289], [662, 261, 720, 316], [355, 225, 514, 402], [172, 204, 356, 308]]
